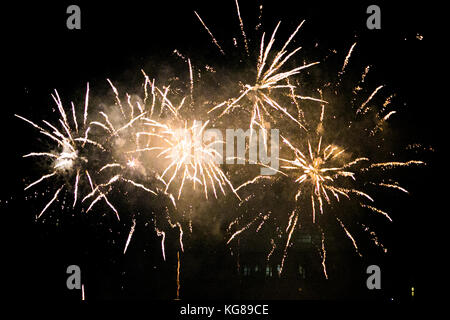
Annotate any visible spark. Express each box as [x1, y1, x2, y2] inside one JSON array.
[[37, 185, 64, 219], [156, 228, 166, 261], [341, 42, 357, 73], [194, 11, 225, 55], [357, 85, 384, 115], [320, 231, 328, 279], [234, 0, 249, 55], [279, 210, 298, 275], [337, 217, 361, 257], [176, 251, 181, 300], [124, 218, 136, 254], [360, 204, 393, 222], [227, 213, 267, 244]]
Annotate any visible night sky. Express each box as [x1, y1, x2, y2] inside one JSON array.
[[1, 0, 442, 307]]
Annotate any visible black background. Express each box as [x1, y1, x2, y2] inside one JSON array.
[[1, 0, 443, 308]]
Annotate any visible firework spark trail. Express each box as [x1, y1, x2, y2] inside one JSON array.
[[124, 218, 136, 254], [267, 238, 276, 261], [320, 230, 328, 279], [227, 213, 268, 244], [194, 11, 225, 55], [357, 85, 384, 115], [336, 217, 361, 257], [279, 209, 298, 275], [234, 175, 273, 192], [73, 169, 80, 207], [367, 160, 424, 169], [361, 223, 388, 253], [188, 58, 194, 105], [376, 182, 409, 194], [234, 0, 249, 55], [156, 228, 166, 261], [176, 251, 181, 300], [371, 110, 397, 135], [360, 204, 393, 222], [341, 42, 357, 73], [37, 185, 64, 219]]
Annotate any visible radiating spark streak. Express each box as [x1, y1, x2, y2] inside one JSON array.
[[90, 121, 112, 133], [123, 218, 136, 254], [357, 85, 384, 114], [256, 3, 263, 30], [84, 83, 89, 127], [99, 112, 116, 132], [99, 163, 122, 172], [377, 183, 409, 194], [23, 152, 57, 158], [177, 222, 184, 252], [113, 113, 146, 135], [25, 172, 57, 190], [341, 42, 357, 72], [382, 110, 397, 121], [279, 211, 298, 275], [371, 111, 397, 135], [337, 218, 361, 257], [73, 170, 80, 208], [227, 214, 264, 244], [102, 195, 120, 220], [15, 114, 47, 132], [74, 137, 105, 151], [51, 90, 69, 129], [320, 231, 328, 279], [71, 102, 79, 134], [107, 79, 125, 117], [235, 175, 272, 192], [286, 209, 296, 232], [37, 185, 64, 219], [361, 224, 387, 253], [156, 229, 166, 261], [188, 58, 194, 104], [360, 204, 392, 222], [122, 178, 157, 195], [368, 160, 424, 169], [292, 95, 328, 104], [155, 87, 182, 116], [83, 175, 120, 201], [176, 251, 181, 300], [234, 0, 249, 55], [194, 11, 225, 55], [267, 238, 276, 261], [85, 170, 94, 191]]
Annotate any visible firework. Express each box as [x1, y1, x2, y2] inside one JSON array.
[[14, 1, 427, 288], [207, 18, 321, 138], [136, 117, 240, 201], [15, 84, 119, 219], [228, 42, 424, 277]]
